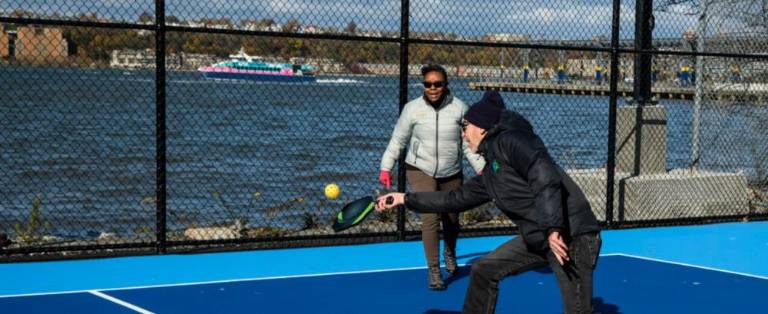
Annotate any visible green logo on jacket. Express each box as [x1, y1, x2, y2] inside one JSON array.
[[492, 160, 500, 173]]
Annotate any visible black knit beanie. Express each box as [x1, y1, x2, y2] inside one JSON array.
[[464, 90, 506, 129]]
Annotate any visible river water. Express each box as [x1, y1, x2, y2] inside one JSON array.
[[1, 66, 765, 237]]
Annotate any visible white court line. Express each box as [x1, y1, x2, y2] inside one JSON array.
[[2, 253, 763, 299], [0, 254, 628, 299], [88, 290, 154, 314], [0, 265, 428, 298], [614, 253, 768, 281]]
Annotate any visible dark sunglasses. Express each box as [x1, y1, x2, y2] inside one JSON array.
[[423, 81, 445, 89]]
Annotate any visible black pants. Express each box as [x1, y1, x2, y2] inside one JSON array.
[[462, 232, 601, 314]]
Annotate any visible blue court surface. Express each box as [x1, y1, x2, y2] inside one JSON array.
[[1, 221, 767, 313]]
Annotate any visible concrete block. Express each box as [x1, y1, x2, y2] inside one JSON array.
[[568, 168, 630, 221], [568, 168, 749, 222], [617, 105, 667, 175], [618, 169, 749, 221]]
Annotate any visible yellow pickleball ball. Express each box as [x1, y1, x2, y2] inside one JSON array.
[[324, 183, 341, 200]]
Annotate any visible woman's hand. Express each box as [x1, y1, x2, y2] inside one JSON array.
[[379, 171, 392, 189]]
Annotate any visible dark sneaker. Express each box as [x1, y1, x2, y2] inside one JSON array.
[[444, 251, 458, 276], [428, 267, 446, 290]]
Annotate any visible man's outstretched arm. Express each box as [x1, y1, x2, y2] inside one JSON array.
[[376, 175, 490, 213]]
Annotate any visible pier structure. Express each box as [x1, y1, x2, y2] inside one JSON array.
[[469, 81, 768, 102]]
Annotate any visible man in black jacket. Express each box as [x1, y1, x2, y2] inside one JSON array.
[[376, 90, 601, 314]]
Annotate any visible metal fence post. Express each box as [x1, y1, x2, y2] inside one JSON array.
[[691, 3, 709, 169], [155, 0, 168, 253], [633, 0, 654, 106], [605, 0, 622, 227], [396, 0, 410, 241]]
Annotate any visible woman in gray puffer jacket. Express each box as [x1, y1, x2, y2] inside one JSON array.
[[379, 64, 485, 290]]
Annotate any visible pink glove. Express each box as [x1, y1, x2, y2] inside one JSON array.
[[379, 170, 391, 189]]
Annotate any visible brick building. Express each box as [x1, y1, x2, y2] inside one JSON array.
[[14, 25, 69, 65], [0, 25, 12, 60]]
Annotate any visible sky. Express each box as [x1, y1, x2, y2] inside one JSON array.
[[1, 0, 756, 40]]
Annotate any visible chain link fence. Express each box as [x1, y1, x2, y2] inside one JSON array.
[[1, 0, 766, 261]]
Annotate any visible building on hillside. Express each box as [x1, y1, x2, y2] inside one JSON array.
[[304, 58, 345, 74], [14, 25, 70, 65], [177, 53, 220, 70], [0, 25, 13, 61], [110, 48, 221, 70], [110, 49, 155, 69], [484, 33, 530, 43]]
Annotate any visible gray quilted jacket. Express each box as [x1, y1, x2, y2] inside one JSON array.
[[380, 93, 485, 178]]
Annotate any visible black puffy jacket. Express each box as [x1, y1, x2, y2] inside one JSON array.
[[405, 110, 600, 252]]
